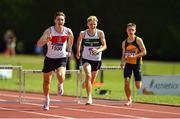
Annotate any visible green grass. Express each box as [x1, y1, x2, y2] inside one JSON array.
[[0, 54, 180, 106]]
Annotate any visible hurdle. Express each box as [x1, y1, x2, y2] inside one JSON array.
[[22, 69, 81, 103], [0, 65, 23, 103], [79, 65, 136, 103], [79, 66, 121, 103]]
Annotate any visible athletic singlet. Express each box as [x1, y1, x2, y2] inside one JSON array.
[[82, 29, 102, 61], [46, 26, 70, 58], [125, 36, 142, 64]]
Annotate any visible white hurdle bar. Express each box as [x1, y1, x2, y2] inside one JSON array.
[[0, 65, 23, 103], [79, 65, 132, 103], [100, 66, 121, 70], [22, 69, 81, 103], [101, 65, 136, 102], [100, 65, 136, 102]]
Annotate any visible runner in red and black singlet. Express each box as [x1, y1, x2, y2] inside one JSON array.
[[37, 11, 74, 111]]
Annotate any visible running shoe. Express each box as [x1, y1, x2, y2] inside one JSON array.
[[85, 98, 92, 105], [124, 100, 132, 106], [43, 100, 50, 111]]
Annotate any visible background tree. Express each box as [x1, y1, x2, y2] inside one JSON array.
[[0, 0, 180, 61]]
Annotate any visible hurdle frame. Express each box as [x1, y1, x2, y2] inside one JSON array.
[[22, 69, 81, 103], [79, 65, 136, 103], [0, 65, 23, 103]]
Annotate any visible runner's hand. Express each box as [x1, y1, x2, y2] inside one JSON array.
[[76, 52, 81, 59], [120, 63, 125, 69], [46, 34, 52, 42], [92, 48, 99, 55], [67, 51, 71, 57]]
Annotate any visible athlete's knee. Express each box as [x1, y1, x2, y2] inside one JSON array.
[[136, 86, 141, 89], [83, 63, 91, 72], [124, 78, 130, 88], [124, 77, 130, 84], [57, 74, 65, 78], [57, 71, 65, 79], [57, 76, 65, 83], [86, 73, 92, 81], [135, 82, 142, 89]]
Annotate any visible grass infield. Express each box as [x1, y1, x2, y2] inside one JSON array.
[[0, 54, 180, 105]]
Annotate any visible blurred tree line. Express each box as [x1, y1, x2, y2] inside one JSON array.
[[0, 0, 180, 61]]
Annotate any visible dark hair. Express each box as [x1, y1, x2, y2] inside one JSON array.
[[54, 12, 66, 19]]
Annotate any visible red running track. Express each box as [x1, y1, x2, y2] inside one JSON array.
[[0, 91, 180, 118]]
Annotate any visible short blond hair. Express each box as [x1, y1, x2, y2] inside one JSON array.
[[127, 23, 136, 28], [87, 16, 98, 22]]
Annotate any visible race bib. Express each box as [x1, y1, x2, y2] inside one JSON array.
[[51, 43, 63, 51], [89, 48, 98, 56]]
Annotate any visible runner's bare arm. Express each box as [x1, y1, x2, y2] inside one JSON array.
[[76, 31, 84, 59], [67, 29, 74, 54], [92, 30, 107, 55], [136, 38, 147, 58], [37, 28, 51, 47], [98, 31, 107, 52], [120, 41, 126, 68]]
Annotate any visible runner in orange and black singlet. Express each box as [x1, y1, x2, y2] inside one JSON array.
[[120, 23, 147, 106], [124, 36, 142, 81]]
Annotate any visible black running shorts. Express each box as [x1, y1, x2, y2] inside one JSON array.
[[82, 58, 101, 71], [42, 56, 67, 73], [124, 63, 142, 81]]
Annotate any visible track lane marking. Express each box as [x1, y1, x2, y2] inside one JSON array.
[[2, 93, 180, 116], [24, 102, 144, 118], [93, 103, 180, 116], [0, 107, 74, 119], [1, 96, 144, 118]]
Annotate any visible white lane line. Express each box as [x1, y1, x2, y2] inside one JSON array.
[[1, 93, 71, 102], [63, 107, 145, 118], [1, 94, 145, 118], [1, 94, 44, 100], [2, 93, 180, 116], [0, 99, 6, 101], [93, 103, 180, 116], [24, 102, 144, 118], [0, 107, 74, 119]]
